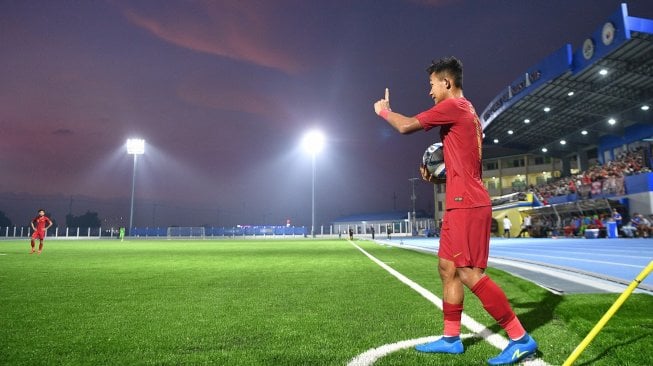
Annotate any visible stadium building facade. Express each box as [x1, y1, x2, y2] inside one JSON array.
[[433, 3, 653, 227]]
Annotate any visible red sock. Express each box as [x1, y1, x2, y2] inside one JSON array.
[[471, 276, 526, 340], [38, 242, 43, 251], [443, 301, 463, 337], [30, 240, 35, 249]]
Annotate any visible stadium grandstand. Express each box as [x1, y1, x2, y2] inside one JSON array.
[[469, 3, 652, 238]]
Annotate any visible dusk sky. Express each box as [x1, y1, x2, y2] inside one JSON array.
[[2, 0, 653, 228]]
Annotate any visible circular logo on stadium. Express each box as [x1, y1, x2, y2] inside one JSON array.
[[582, 38, 595, 60], [602, 22, 615, 45]]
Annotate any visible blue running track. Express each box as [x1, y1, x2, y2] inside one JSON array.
[[386, 237, 653, 288]]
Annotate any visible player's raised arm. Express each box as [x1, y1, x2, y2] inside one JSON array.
[[374, 88, 422, 134]]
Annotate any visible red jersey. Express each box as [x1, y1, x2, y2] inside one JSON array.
[[33, 215, 53, 231], [416, 97, 491, 209]]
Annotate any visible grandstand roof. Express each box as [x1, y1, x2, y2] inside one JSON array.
[[481, 4, 653, 159]]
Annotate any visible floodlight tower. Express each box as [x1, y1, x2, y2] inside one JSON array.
[[126, 138, 145, 236], [302, 130, 325, 238], [409, 177, 419, 235]]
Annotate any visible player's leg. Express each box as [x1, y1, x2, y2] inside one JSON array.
[[415, 258, 465, 354], [459, 206, 537, 364], [457, 269, 537, 364], [415, 212, 464, 354], [30, 232, 37, 253], [37, 231, 44, 253]]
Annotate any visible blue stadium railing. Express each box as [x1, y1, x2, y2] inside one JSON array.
[[0, 225, 308, 238], [132, 226, 307, 237]]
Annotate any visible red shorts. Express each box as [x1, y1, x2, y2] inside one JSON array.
[[438, 206, 491, 268], [31, 230, 46, 240]]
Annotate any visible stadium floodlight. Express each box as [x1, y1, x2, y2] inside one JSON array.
[[126, 138, 145, 236], [302, 130, 325, 238], [127, 138, 145, 154]]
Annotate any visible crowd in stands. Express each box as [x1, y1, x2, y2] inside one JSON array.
[[560, 210, 652, 238], [523, 210, 652, 239], [526, 147, 651, 204], [491, 147, 652, 238]]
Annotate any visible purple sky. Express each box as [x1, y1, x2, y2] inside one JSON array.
[[2, 0, 653, 228]]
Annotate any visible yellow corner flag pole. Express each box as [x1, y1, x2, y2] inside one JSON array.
[[563, 260, 653, 366]]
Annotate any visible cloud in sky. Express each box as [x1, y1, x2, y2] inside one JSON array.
[[177, 81, 281, 119], [119, 0, 305, 74], [405, 0, 457, 6]]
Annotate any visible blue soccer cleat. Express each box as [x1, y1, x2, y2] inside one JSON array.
[[488, 333, 538, 365], [415, 336, 464, 354]]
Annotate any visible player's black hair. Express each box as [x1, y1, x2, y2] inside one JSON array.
[[427, 57, 463, 90], [37, 209, 45, 213]]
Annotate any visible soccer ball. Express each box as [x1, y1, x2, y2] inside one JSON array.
[[422, 143, 446, 179]]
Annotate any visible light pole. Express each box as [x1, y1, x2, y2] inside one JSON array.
[[409, 177, 419, 235], [126, 138, 145, 236], [302, 130, 325, 238]]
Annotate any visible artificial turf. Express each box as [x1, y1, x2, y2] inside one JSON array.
[[0, 239, 651, 365]]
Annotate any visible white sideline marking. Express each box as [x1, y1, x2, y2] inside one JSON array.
[[347, 240, 550, 366]]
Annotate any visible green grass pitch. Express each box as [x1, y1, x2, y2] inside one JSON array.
[[0, 239, 651, 365]]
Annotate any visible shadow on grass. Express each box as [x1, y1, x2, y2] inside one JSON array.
[[575, 331, 653, 366], [462, 289, 563, 352], [511, 290, 564, 333]]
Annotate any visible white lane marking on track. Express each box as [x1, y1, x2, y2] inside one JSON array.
[[495, 247, 651, 259], [504, 253, 645, 268], [488, 258, 628, 292], [347, 240, 550, 366]]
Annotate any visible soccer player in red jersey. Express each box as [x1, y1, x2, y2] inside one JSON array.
[[30, 209, 53, 254], [374, 57, 537, 365]]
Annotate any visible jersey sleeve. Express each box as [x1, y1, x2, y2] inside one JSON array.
[[415, 99, 460, 131]]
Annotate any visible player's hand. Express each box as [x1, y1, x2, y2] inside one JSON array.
[[374, 88, 391, 115], [420, 164, 445, 185], [419, 164, 432, 182]]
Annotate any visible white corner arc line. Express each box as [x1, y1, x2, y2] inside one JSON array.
[[347, 240, 550, 366], [347, 334, 476, 366]]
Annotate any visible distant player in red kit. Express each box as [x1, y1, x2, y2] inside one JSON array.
[[374, 57, 537, 365], [30, 209, 53, 254]]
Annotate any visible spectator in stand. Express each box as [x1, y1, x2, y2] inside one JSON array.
[[635, 213, 651, 238], [621, 220, 637, 238], [612, 209, 623, 229]]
